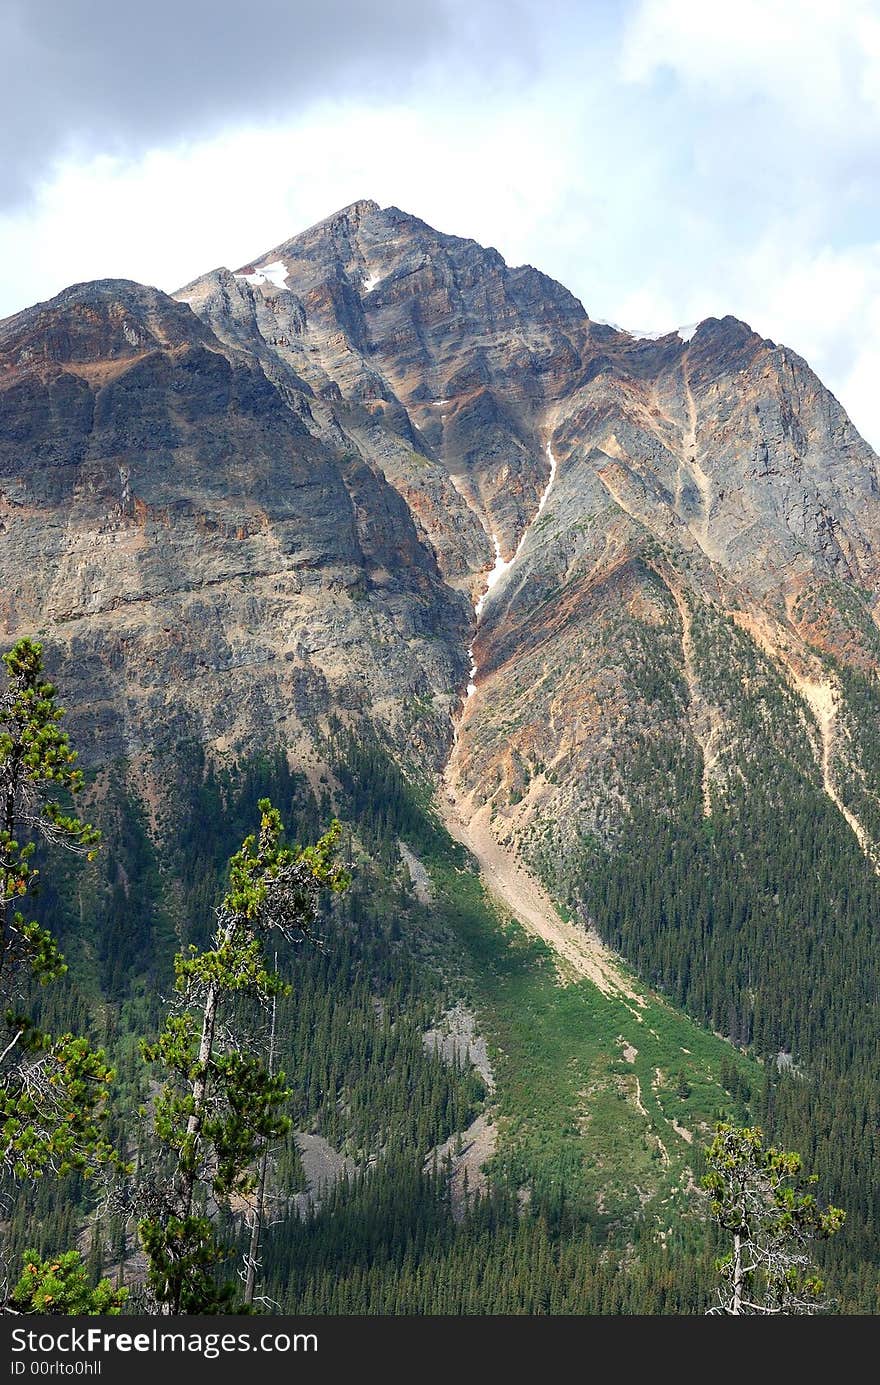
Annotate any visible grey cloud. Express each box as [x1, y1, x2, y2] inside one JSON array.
[[1, 0, 536, 207]]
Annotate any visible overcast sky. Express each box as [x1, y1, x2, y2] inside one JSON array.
[[3, 0, 879, 445]]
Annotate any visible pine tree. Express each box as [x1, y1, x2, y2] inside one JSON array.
[[702, 1122, 845, 1314], [10, 1248, 126, 1315], [0, 639, 116, 1303], [136, 799, 347, 1313]]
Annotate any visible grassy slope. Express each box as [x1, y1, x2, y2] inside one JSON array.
[[421, 813, 757, 1239]]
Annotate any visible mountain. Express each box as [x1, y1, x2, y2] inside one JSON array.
[[6, 199, 879, 821], [2, 201, 878, 1307], [175, 200, 880, 873]]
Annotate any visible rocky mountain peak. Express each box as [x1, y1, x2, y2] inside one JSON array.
[[297, 197, 382, 238], [4, 203, 880, 884]]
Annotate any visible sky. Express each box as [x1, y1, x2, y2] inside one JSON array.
[[2, 0, 879, 445]]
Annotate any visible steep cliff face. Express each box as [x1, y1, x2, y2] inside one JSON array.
[[0, 277, 469, 768], [448, 311, 880, 861]]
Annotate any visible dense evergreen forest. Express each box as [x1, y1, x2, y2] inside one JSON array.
[[522, 592, 880, 1313], [3, 627, 871, 1312], [3, 727, 759, 1316]]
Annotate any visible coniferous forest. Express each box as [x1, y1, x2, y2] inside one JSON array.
[[1, 653, 873, 1313], [523, 594, 880, 1313]]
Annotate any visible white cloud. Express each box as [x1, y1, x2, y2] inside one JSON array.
[[622, 0, 880, 134], [0, 0, 537, 211], [738, 235, 880, 445], [610, 0, 880, 446], [589, 227, 880, 447], [0, 94, 585, 310]]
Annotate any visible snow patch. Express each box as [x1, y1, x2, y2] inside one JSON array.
[[466, 644, 478, 697], [362, 273, 380, 292], [623, 326, 669, 340], [474, 535, 512, 619], [617, 322, 701, 342], [233, 260, 289, 289], [462, 440, 558, 706], [536, 437, 557, 519], [473, 440, 558, 622]]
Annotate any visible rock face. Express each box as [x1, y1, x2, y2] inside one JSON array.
[[445, 311, 880, 866], [4, 201, 880, 871], [0, 276, 469, 767], [176, 199, 597, 591]]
